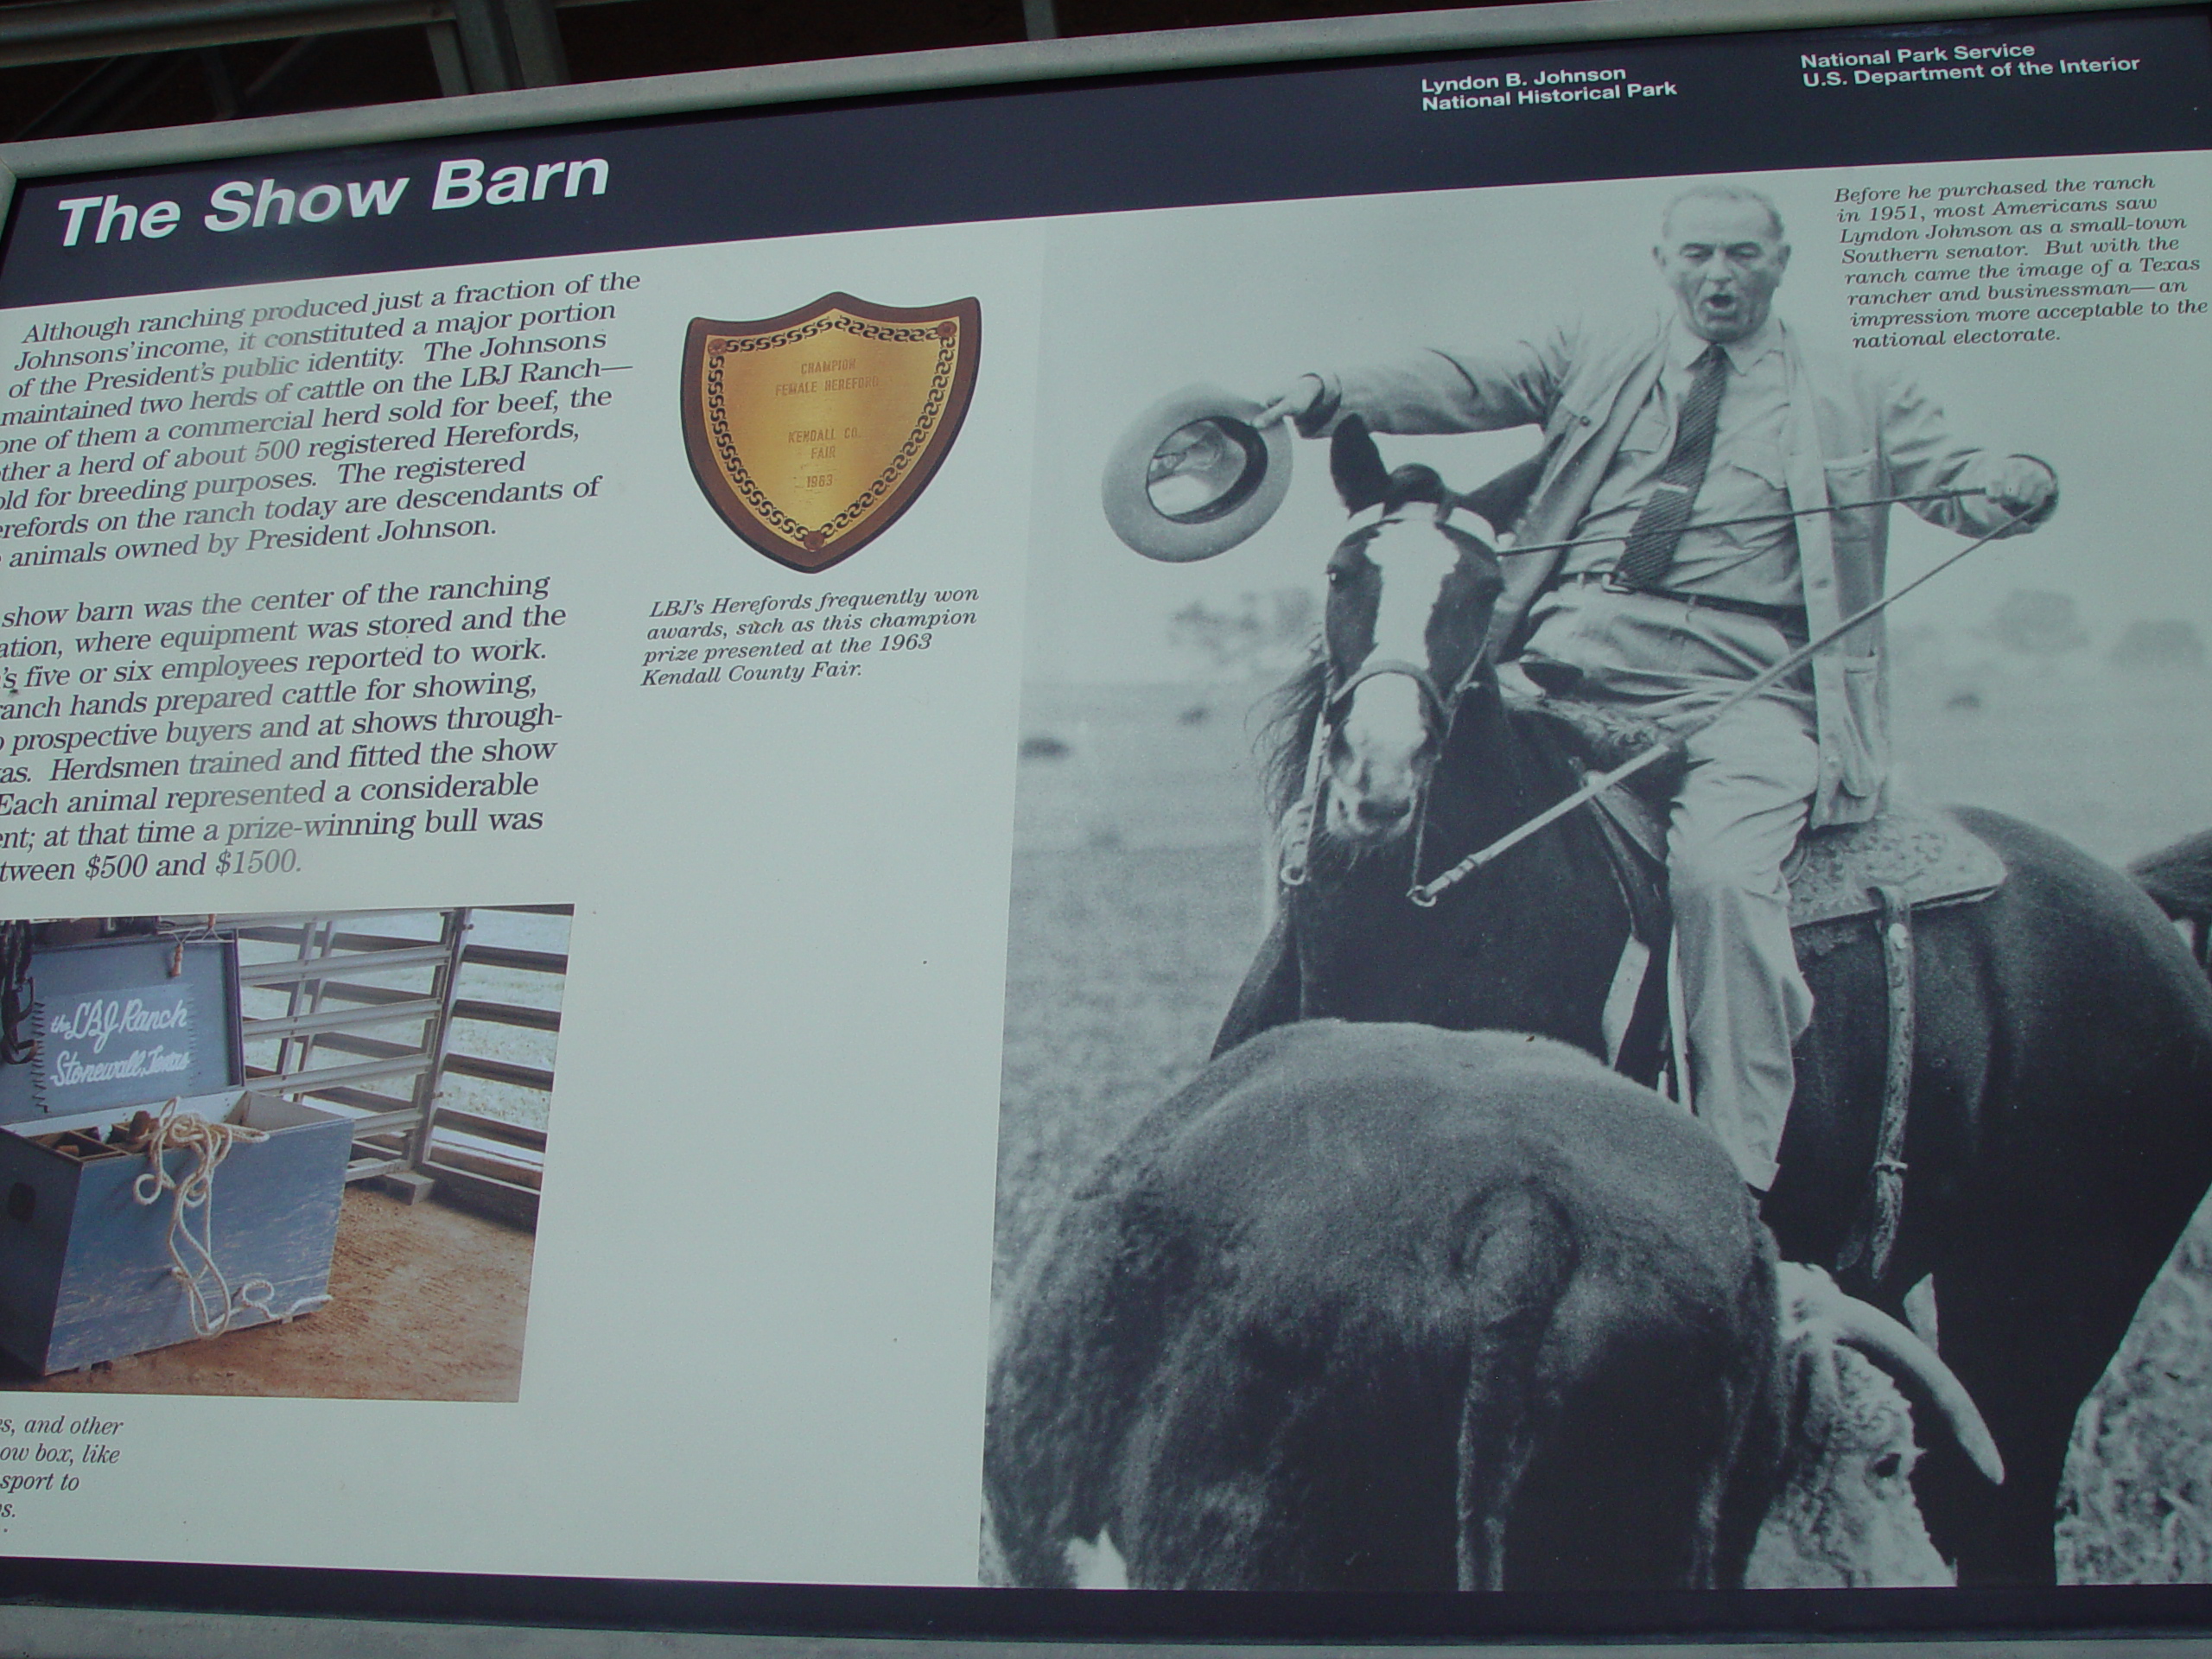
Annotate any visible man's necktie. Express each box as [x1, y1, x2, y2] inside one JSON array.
[[1611, 343, 1729, 591]]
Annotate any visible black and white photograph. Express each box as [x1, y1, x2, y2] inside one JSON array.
[[985, 162, 2212, 1592]]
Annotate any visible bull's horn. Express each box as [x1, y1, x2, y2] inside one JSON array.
[[1823, 1293, 2005, 1486], [1101, 384, 1294, 563]]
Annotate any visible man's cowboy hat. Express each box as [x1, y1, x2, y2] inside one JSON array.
[[1101, 384, 1294, 562]]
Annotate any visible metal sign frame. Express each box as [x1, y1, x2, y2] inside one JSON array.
[[0, 0, 2195, 209], [0, 0, 2207, 1643]]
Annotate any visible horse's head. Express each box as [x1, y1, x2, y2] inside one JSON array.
[[1318, 420, 1505, 846]]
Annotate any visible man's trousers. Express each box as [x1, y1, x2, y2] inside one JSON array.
[[1521, 582, 1822, 1190]]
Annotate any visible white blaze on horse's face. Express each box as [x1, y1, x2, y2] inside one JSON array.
[[1322, 504, 1495, 845]]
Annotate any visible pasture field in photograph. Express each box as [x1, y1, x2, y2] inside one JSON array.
[[994, 663, 2212, 1584]]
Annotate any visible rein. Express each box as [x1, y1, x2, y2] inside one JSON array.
[[1407, 502, 2031, 906], [1275, 488, 2028, 906], [1485, 487, 1991, 565]]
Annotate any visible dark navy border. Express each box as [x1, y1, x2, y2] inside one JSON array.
[[6, 1557, 2212, 1639], [0, 5, 2204, 306]]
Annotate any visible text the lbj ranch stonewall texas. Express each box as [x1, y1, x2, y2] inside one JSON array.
[[1421, 67, 1675, 111]]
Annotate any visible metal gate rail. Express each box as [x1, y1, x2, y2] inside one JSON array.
[[163, 906, 567, 1227]]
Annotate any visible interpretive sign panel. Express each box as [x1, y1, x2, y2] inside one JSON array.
[[0, 0, 2209, 1637]]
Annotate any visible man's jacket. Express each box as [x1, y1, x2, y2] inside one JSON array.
[[1305, 314, 2049, 828]]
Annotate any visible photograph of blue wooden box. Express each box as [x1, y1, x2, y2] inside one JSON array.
[[0, 935, 350, 1376]]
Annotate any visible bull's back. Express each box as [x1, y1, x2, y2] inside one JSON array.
[[985, 1021, 1779, 1591]]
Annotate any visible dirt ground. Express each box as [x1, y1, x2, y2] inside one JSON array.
[[0, 1186, 535, 1402]]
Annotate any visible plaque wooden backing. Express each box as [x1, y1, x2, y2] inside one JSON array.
[[681, 293, 982, 573]]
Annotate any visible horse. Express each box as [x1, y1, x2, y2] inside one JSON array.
[[1205, 419, 2212, 1586]]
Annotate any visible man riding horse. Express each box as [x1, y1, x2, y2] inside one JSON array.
[[1255, 181, 2058, 1191]]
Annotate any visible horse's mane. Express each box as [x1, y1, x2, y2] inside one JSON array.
[[1374, 462, 1452, 514], [1260, 653, 1331, 819]]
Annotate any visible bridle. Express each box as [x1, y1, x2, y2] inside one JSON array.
[[1279, 500, 1498, 895]]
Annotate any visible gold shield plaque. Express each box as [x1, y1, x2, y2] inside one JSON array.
[[682, 294, 982, 573]]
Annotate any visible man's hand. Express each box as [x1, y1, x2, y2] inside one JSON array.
[[1252, 375, 1325, 429], [1986, 455, 2057, 522]]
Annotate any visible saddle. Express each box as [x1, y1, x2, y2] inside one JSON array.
[[1519, 687, 2007, 1289], [1516, 687, 2006, 937]]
